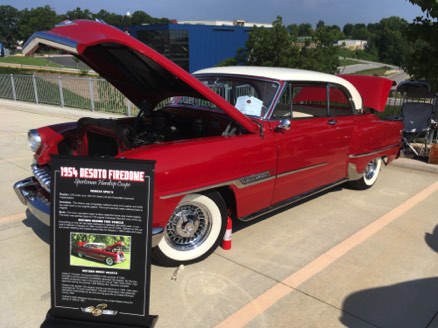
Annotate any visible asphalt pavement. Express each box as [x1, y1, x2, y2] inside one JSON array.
[[1, 99, 438, 328]]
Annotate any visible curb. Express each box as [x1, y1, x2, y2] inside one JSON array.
[[391, 157, 438, 174]]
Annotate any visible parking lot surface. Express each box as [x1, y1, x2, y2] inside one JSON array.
[[1, 99, 438, 328]]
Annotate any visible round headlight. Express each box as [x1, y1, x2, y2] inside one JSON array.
[[28, 129, 42, 152]]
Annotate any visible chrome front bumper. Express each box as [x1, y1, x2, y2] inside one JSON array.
[[13, 177, 164, 246], [14, 177, 50, 225]]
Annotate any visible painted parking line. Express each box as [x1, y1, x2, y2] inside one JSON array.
[[0, 213, 25, 225], [216, 180, 438, 328], [0, 133, 27, 137], [0, 156, 31, 164]]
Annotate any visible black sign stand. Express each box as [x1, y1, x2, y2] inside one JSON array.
[[41, 311, 158, 328], [41, 156, 158, 328]]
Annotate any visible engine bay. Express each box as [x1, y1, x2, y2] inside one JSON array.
[[58, 107, 245, 157]]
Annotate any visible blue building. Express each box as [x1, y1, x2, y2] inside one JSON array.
[[128, 22, 255, 73]]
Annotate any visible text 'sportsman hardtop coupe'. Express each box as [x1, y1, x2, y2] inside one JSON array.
[[14, 20, 402, 266], [74, 241, 125, 266]]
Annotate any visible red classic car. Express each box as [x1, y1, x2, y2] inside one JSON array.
[[74, 241, 125, 266], [14, 20, 402, 266]]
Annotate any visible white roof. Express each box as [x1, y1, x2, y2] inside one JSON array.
[[194, 66, 363, 110]]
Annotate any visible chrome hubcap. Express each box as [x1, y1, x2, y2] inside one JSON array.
[[165, 203, 211, 251], [364, 159, 378, 180]]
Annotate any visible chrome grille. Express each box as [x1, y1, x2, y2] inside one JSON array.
[[32, 164, 51, 192]]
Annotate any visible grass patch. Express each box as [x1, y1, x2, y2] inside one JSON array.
[[339, 59, 360, 66], [0, 67, 32, 75], [70, 252, 131, 270], [351, 66, 393, 77], [0, 55, 62, 67]]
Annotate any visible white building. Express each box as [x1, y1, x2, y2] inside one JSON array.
[[176, 19, 272, 28], [337, 40, 368, 50]]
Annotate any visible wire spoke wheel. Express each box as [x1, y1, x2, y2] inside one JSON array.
[[349, 158, 382, 190], [165, 203, 212, 251], [153, 192, 227, 266]]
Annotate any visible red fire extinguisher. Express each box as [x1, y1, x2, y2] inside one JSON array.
[[222, 217, 232, 250]]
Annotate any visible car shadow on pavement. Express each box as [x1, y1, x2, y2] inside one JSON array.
[[22, 209, 50, 244], [232, 185, 344, 233], [425, 225, 438, 253], [340, 278, 438, 327]]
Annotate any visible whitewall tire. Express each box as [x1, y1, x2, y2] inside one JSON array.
[[349, 158, 382, 190], [153, 192, 227, 267]]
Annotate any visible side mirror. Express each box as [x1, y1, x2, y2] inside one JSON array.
[[277, 119, 291, 131]]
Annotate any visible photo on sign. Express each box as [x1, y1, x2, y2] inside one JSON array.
[[70, 233, 132, 270]]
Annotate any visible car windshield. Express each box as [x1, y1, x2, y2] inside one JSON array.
[[87, 243, 105, 249], [175, 76, 280, 118]]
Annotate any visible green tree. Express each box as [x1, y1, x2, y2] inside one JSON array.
[[299, 21, 340, 73], [65, 7, 93, 20], [0, 5, 20, 48], [343, 23, 370, 40], [93, 10, 124, 26], [231, 17, 339, 74], [287, 24, 299, 40], [130, 11, 154, 25], [243, 16, 300, 67], [366, 17, 410, 66], [298, 23, 313, 36], [403, 0, 438, 90], [18, 6, 59, 42]]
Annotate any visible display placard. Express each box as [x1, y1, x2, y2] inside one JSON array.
[[43, 156, 157, 327]]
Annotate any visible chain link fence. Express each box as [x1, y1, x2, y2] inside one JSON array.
[[0, 74, 138, 116]]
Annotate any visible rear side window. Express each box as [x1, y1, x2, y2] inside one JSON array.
[[272, 83, 353, 119]]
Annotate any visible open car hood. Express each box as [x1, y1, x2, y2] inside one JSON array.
[[105, 241, 124, 251], [23, 20, 259, 134]]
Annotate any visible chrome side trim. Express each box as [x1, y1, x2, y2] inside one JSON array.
[[349, 143, 400, 159], [160, 163, 328, 200], [239, 178, 348, 222], [160, 171, 274, 200], [276, 162, 328, 179], [235, 171, 275, 188], [159, 180, 236, 200], [23, 31, 79, 56]]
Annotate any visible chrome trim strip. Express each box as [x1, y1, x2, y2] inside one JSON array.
[[235, 171, 275, 188], [349, 143, 400, 159], [159, 171, 274, 200], [160, 181, 235, 200], [240, 178, 348, 222], [23, 32, 79, 56], [160, 163, 329, 200], [277, 162, 328, 179]]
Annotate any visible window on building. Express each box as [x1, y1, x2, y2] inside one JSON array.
[[137, 29, 190, 71]]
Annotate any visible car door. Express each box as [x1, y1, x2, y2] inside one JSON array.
[[270, 82, 355, 204]]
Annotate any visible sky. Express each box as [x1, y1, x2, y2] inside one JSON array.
[[1, 0, 425, 27]]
